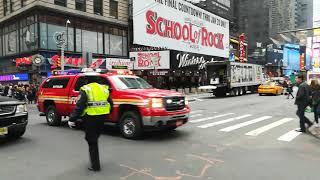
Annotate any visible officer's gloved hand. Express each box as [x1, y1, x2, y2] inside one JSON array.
[[68, 121, 76, 129]]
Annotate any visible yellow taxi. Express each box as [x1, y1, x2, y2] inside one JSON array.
[[258, 81, 284, 96]]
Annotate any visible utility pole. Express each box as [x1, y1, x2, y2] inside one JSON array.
[[61, 19, 71, 73]]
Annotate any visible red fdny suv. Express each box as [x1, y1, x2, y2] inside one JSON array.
[[37, 69, 190, 139]]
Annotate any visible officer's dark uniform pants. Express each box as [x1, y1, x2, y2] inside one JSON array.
[[83, 115, 106, 170]]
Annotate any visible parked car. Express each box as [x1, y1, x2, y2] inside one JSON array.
[[0, 96, 28, 139]]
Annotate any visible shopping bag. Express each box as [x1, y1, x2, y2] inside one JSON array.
[[305, 106, 314, 113]]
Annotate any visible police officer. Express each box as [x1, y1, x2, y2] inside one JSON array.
[[68, 78, 112, 172]]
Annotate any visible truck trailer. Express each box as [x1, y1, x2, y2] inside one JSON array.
[[199, 61, 264, 97]]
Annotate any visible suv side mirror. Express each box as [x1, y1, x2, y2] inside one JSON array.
[[109, 87, 113, 93]]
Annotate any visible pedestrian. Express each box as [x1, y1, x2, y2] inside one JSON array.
[[68, 78, 113, 172], [295, 74, 313, 133], [310, 79, 320, 127], [3, 85, 9, 96], [287, 81, 294, 99]]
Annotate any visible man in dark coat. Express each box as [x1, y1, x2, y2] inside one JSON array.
[[295, 75, 313, 132]]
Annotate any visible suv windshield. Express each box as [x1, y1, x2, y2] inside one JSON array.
[[111, 76, 152, 90]]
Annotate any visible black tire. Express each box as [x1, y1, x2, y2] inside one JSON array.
[[164, 127, 177, 131], [235, 88, 240, 96], [46, 105, 62, 126], [243, 88, 247, 95], [120, 111, 143, 139], [259, 93, 262, 96], [230, 89, 236, 97], [6, 127, 26, 139], [239, 88, 243, 96], [215, 91, 226, 97]]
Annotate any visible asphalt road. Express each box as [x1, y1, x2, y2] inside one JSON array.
[[1, 93, 320, 180]]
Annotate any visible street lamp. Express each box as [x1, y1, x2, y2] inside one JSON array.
[[61, 19, 71, 72]]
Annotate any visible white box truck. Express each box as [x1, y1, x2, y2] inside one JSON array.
[[199, 61, 264, 97]]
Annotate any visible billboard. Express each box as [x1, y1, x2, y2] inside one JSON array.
[[129, 51, 170, 70], [283, 44, 300, 76], [132, 0, 230, 58]]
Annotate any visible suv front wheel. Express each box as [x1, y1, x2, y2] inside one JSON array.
[[120, 111, 142, 139], [6, 127, 26, 139], [46, 105, 62, 126]]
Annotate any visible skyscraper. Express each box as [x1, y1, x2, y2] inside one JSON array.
[[236, 0, 270, 53]]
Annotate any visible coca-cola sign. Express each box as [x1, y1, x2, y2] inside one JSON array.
[[133, 0, 229, 58]]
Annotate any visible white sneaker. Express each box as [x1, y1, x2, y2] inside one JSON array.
[[314, 123, 320, 128]]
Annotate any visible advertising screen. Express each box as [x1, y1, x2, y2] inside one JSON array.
[[283, 44, 300, 76]]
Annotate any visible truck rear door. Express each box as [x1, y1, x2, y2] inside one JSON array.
[[207, 63, 227, 87]]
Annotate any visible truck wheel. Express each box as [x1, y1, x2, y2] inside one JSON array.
[[239, 88, 243, 96], [230, 89, 236, 96], [243, 88, 247, 95], [215, 91, 226, 97], [46, 105, 62, 126], [6, 127, 26, 139], [235, 88, 240, 96], [165, 127, 177, 131], [120, 111, 143, 139]]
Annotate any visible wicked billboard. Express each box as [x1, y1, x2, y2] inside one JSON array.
[[170, 50, 225, 71]]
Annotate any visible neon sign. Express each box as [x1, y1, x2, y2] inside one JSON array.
[[0, 73, 29, 82]]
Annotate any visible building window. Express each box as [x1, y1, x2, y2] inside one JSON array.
[[3, 23, 18, 55], [110, 0, 118, 18], [20, 15, 38, 52], [39, 15, 74, 51], [54, 0, 66, 7], [3, 0, 8, 16], [94, 0, 103, 15], [10, 0, 13, 12], [104, 27, 127, 56], [76, 0, 86, 12]]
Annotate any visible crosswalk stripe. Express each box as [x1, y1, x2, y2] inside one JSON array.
[[219, 116, 272, 132], [190, 114, 203, 118], [278, 130, 302, 142], [190, 113, 234, 123], [245, 118, 293, 136], [198, 114, 252, 128], [190, 110, 203, 114]]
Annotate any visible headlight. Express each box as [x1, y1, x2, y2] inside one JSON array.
[[185, 97, 189, 105], [150, 98, 163, 108], [16, 104, 27, 113]]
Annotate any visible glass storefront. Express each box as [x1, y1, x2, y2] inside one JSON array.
[[0, 12, 128, 58]]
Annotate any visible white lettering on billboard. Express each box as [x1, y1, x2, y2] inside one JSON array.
[[133, 0, 230, 58]]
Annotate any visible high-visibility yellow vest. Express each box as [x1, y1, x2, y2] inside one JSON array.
[[81, 83, 110, 116]]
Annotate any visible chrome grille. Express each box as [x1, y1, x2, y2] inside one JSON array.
[[0, 105, 16, 115], [164, 97, 185, 111]]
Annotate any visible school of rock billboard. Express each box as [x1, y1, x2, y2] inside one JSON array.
[[132, 0, 230, 58], [129, 51, 170, 70]]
